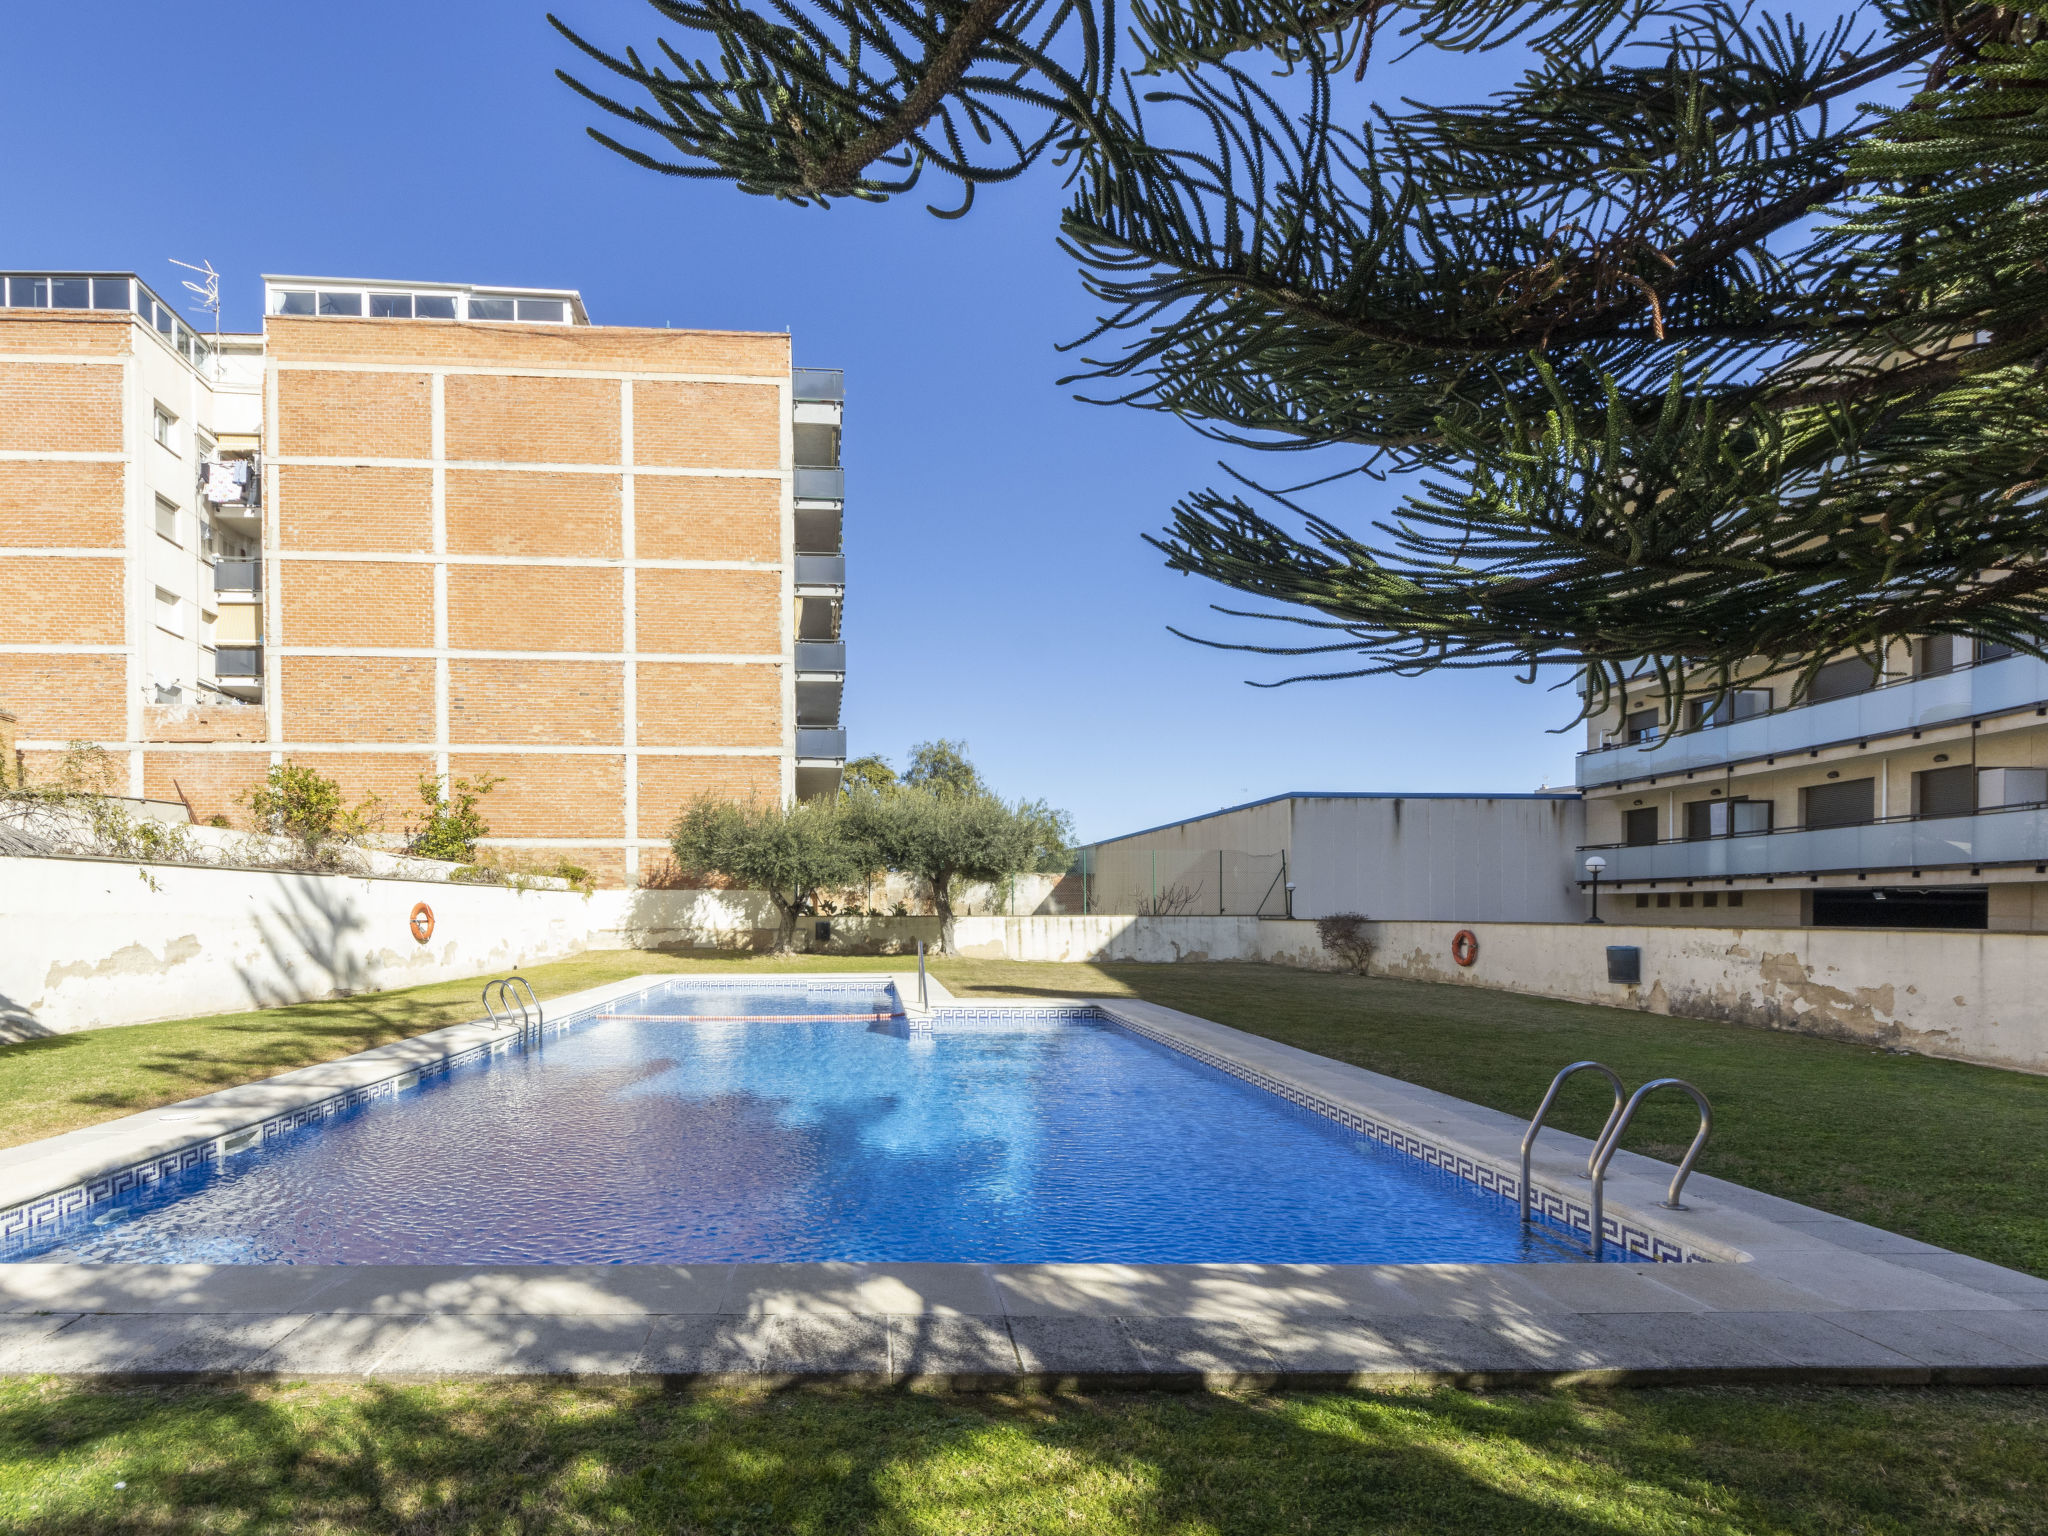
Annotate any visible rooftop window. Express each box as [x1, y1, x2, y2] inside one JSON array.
[[1, 272, 213, 371], [266, 281, 582, 325]]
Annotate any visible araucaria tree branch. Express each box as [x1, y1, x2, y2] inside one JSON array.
[[554, 0, 2048, 718]]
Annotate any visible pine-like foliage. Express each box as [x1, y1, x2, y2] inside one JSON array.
[[551, 0, 2048, 716]]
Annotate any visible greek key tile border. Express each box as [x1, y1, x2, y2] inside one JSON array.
[[1091, 1005, 1704, 1264]]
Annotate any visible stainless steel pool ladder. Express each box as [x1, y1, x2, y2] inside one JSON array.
[[482, 975, 542, 1038], [1519, 1062, 1712, 1258]]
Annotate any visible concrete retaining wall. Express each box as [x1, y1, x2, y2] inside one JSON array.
[[11, 853, 2047, 1074]]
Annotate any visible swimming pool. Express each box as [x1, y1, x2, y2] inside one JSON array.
[[10, 981, 1593, 1265]]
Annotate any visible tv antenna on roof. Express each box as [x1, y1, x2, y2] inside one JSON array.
[[169, 258, 221, 374]]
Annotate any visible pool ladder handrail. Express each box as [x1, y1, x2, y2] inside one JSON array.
[[1587, 1079, 1713, 1258], [1520, 1063, 1713, 1259], [482, 975, 542, 1038], [1518, 1061, 1627, 1227]]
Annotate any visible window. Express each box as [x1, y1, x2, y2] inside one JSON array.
[[369, 292, 413, 317], [7, 276, 46, 306], [1684, 798, 1770, 839], [1624, 708, 1659, 744], [1624, 807, 1658, 846], [152, 403, 177, 451], [154, 587, 184, 637], [199, 510, 216, 558], [1807, 657, 1878, 703], [1656, 893, 1671, 908], [1803, 778, 1875, 829], [1727, 891, 1744, 908], [276, 290, 316, 315], [1917, 635, 1961, 677], [92, 277, 129, 310], [1679, 892, 1694, 907], [467, 296, 514, 320], [318, 290, 363, 316], [515, 297, 565, 322], [1978, 767, 2048, 809], [1916, 764, 1974, 818], [416, 294, 457, 319], [1977, 640, 2017, 664], [154, 495, 180, 545], [1686, 688, 1771, 730], [48, 277, 89, 308], [1635, 893, 1649, 908], [1702, 892, 1718, 908]]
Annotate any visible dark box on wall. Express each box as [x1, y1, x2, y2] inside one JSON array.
[[1606, 946, 1642, 985]]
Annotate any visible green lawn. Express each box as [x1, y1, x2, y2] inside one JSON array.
[[7, 954, 2048, 1274], [3, 1378, 2046, 1535]]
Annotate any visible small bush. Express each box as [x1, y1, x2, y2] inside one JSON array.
[[406, 772, 501, 863], [245, 761, 381, 868], [1316, 912, 1376, 975]]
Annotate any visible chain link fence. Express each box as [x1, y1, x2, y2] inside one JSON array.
[[1067, 845, 1290, 916]]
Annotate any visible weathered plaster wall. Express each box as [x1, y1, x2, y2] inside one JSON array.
[[1367, 920, 2048, 1074]]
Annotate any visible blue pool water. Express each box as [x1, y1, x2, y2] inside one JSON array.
[[14, 984, 1590, 1264]]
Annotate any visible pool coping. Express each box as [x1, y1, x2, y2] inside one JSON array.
[[3, 972, 2046, 1387]]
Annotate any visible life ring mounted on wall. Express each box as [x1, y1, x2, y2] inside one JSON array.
[[1450, 929, 1479, 967], [410, 903, 436, 945]]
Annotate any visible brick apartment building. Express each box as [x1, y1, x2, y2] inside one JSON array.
[[0, 271, 848, 885]]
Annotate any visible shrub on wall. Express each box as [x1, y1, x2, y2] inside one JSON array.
[[1316, 913, 1376, 975], [406, 772, 502, 863]]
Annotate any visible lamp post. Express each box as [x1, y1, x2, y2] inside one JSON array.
[[1584, 855, 1607, 924], [1284, 882, 1297, 919]]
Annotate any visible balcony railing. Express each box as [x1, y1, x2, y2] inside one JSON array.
[[795, 554, 845, 588], [1583, 800, 2048, 881], [212, 560, 261, 595], [1577, 652, 2048, 787], [793, 368, 845, 402], [215, 646, 263, 680], [796, 727, 847, 760], [795, 641, 845, 673], [794, 466, 845, 501]]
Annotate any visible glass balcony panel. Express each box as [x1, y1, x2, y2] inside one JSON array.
[[796, 727, 846, 759], [1593, 806, 2048, 882], [794, 466, 845, 501], [793, 367, 845, 401], [212, 560, 261, 594], [1578, 652, 2048, 786], [795, 553, 845, 587], [794, 641, 845, 672], [215, 646, 263, 679]]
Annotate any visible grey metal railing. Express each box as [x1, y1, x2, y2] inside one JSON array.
[[212, 560, 260, 594]]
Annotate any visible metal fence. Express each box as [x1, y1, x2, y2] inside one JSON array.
[[1069, 846, 1290, 916]]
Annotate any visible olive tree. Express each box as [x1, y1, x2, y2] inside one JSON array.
[[669, 793, 880, 952]]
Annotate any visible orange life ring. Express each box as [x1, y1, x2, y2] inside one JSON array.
[[409, 903, 435, 944], [1451, 929, 1479, 967]]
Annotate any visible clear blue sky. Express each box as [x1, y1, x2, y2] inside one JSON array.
[[1, 0, 1589, 840]]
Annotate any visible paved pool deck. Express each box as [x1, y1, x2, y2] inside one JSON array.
[[3, 972, 2046, 1388]]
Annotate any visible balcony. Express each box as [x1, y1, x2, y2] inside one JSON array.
[[1585, 802, 2048, 882], [793, 368, 845, 403], [796, 727, 847, 760], [795, 554, 845, 589], [794, 466, 844, 502], [795, 640, 845, 673], [215, 646, 263, 680], [212, 560, 261, 596], [1578, 652, 2048, 787]]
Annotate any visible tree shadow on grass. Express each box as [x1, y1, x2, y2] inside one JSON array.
[[5, 1378, 2047, 1535]]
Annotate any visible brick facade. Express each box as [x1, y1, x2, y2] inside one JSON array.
[[1, 298, 795, 888]]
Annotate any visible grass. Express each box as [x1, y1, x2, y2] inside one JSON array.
[[3, 1378, 2047, 1535], [7, 953, 2048, 1274]]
